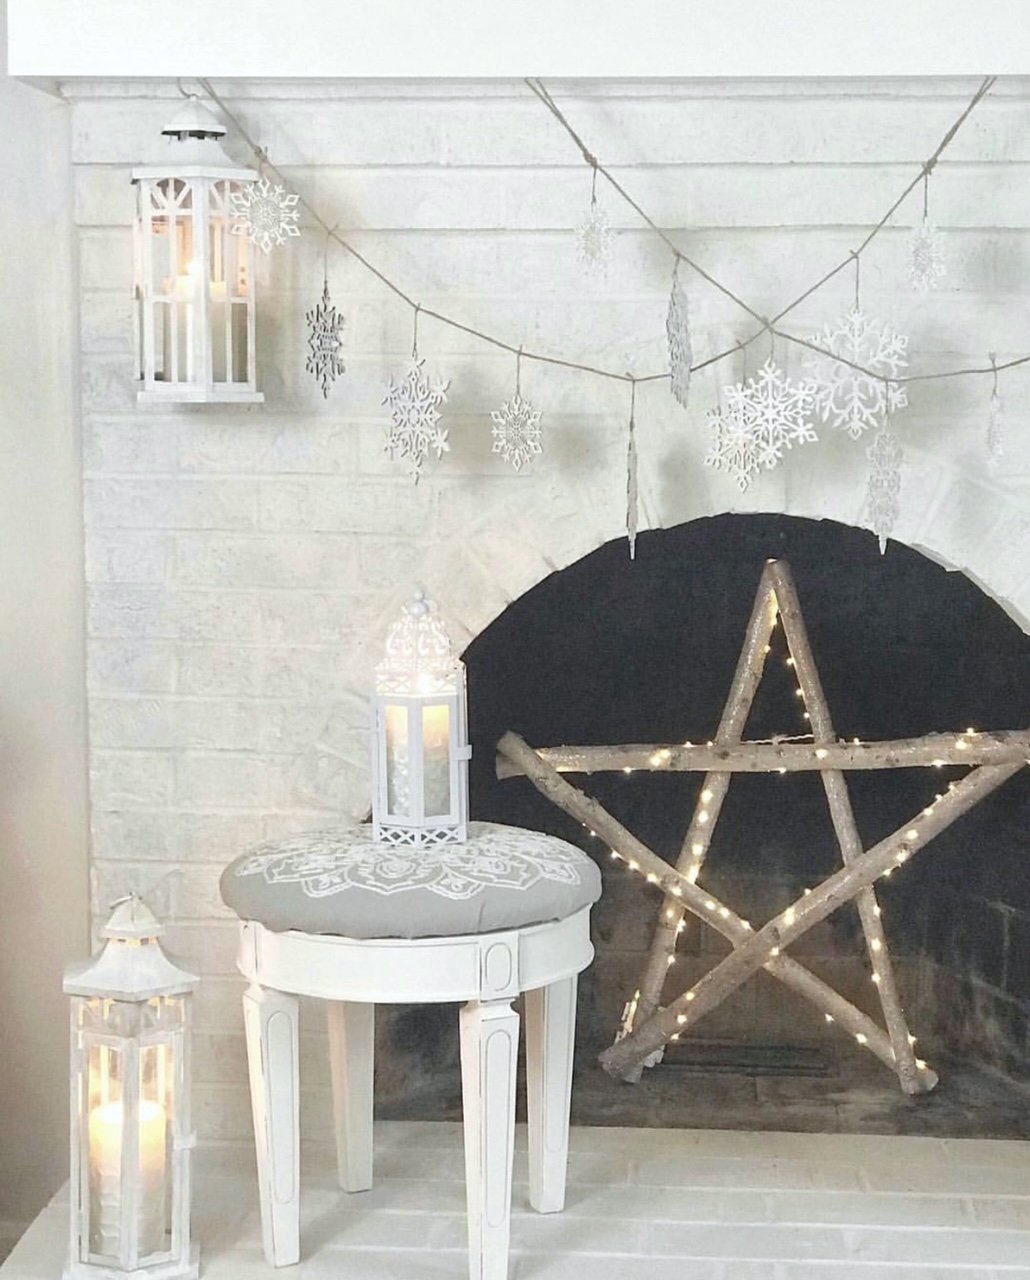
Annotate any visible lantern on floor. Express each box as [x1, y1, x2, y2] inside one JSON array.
[[64, 896, 199, 1280], [371, 591, 471, 846], [132, 96, 262, 404]]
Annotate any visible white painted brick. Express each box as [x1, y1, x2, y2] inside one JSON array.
[[177, 644, 263, 696], [175, 590, 266, 642], [91, 809, 267, 863], [85, 529, 168, 584], [172, 532, 359, 589], [81, 352, 137, 412], [89, 749, 174, 808], [80, 288, 134, 355], [87, 586, 179, 638], [83, 416, 179, 474], [178, 417, 355, 475], [88, 639, 177, 693], [85, 477, 260, 531], [92, 858, 228, 920], [258, 477, 432, 536], [174, 752, 295, 808]]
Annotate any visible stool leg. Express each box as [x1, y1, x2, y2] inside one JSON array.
[[459, 998, 519, 1280], [242, 983, 300, 1267], [525, 975, 577, 1214], [327, 1000, 374, 1193]]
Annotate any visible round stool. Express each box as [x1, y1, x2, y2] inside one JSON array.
[[220, 821, 601, 1280]]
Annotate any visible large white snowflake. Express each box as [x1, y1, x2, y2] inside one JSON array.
[[383, 359, 450, 483], [865, 427, 903, 553], [305, 281, 346, 398], [491, 393, 543, 472], [705, 359, 818, 491], [807, 307, 908, 439], [909, 217, 945, 293], [230, 177, 301, 254], [667, 264, 692, 409], [704, 392, 776, 491]]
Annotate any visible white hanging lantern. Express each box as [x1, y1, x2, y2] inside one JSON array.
[[371, 591, 471, 846], [64, 896, 199, 1280], [132, 97, 262, 404]]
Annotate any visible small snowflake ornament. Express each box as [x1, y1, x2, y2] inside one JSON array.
[[667, 261, 693, 409], [576, 169, 613, 273], [866, 427, 903, 553], [305, 280, 346, 398], [491, 394, 543, 472], [383, 359, 450, 483], [230, 176, 301, 254], [807, 307, 908, 439], [909, 217, 945, 293]]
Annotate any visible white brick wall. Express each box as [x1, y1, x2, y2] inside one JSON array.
[[69, 77, 1030, 1139]]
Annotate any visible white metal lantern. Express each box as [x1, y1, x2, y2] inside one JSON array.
[[64, 896, 199, 1280], [132, 97, 262, 404], [371, 591, 471, 846]]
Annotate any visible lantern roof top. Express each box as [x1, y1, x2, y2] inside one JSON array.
[[376, 591, 462, 694], [64, 896, 198, 1000], [161, 97, 227, 141], [132, 96, 257, 182]]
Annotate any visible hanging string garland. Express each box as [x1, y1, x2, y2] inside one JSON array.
[[987, 354, 1005, 473], [490, 348, 544, 472], [626, 379, 639, 560], [230, 166, 301, 254], [305, 235, 346, 398], [666, 258, 693, 409], [865, 411, 904, 553], [576, 165, 614, 273], [909, 171, 946, 293], [807, 256, 908, 439], [382, 306, 451, 484]]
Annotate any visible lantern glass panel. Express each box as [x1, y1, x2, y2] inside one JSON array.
[[422, 701, 453, 816], [384, 702, 411, 816]]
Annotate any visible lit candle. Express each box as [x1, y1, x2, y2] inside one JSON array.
[[89, 1099, 167, 1258]]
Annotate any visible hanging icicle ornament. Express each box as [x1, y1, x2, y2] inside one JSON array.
[[230, 165, 301, 254], [626, 378, 639, 560], [986, 354, 1005, 474], [705, 350, 818, 490], [865, 409, 904, 554], [576, 165, 613, 274], [908, 171, 946, 293], [807, 255, 908, 439], [666, 257, 693, 409], [382, 305, 450, 484], [305, 235, 346, 398], [491, 348, 544, 472]]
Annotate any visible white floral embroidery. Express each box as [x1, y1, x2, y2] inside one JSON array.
[[233, 821, 590, 902]]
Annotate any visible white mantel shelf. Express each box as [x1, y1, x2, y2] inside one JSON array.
[[7, 0, 1030, 82]]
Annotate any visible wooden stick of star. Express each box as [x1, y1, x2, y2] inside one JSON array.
[[767, 562, 923, 1093], [598, 759, 1024, 1079], [497, 730, 939, 1088], [622, 565, 779, 1066], [494, 730, 1030, 778]]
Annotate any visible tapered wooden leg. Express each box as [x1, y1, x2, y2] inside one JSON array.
[[525, 976, 577, 1214], [459, 998, 519, 1280], [243, 983, 300, 1267], [327, 1000, 374, 1193]]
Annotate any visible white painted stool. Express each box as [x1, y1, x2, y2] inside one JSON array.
[[220, 821, 601, 1280]]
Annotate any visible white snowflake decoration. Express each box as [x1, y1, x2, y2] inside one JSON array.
[[491, 394, 543, 472], [909, 217, 945, 293], [383, 359, 450, 483], [705, 359, 818, 491], [987, 387, 1005, 473], [305, 281, 346, 398], [865, 427, 903, 553], [230, 177, 301, 254], [667, 264, 693, 408], [577, 201, 613, 272], [807, 307, 908, 439], [705, 397, 769, 491]]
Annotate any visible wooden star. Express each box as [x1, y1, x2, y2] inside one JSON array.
[[497, 559, 1030, 1088]]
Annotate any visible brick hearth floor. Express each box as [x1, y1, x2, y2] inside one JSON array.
[[5, 1123, 1030, 1278]]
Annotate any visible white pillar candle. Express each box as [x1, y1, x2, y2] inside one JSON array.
[[89, 1099, 167, 1259]]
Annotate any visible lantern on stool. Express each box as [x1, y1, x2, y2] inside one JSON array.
[[371, 591, 471, 846], [132, 96, 262, 404], [64, 896, 199, 1280]]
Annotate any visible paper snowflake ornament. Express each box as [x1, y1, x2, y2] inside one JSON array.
[[807, 308, 908, 439], [230, 176, 301, 254], [666, 264, 693, 408], [577, 201, 613, 273], [705, 359, 818, 491], [866, 427, 903, 553], [305, 280, 346, 398], [909, 217, 945, 293], [705, 397, 770, 491], [491, 393, 543, 472], [383, 359, 450, 483], [987, 387, 1005, 474]]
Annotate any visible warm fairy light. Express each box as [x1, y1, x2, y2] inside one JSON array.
[[770, 946, 780, 957], [905, 828, 918, 841], [686, 866, 700, 884], [677, 1013, 688, 1024], [692, 842, 704, 856], [803, 888, 811, 896], [803, 713, 810, 721], [955, 739, 969, 751], [623, 766, 633, 775], [670, 884, 683, 897], [704, 899, 716, 911], [698, 811, 710, 825], [676, 920, 686, 933], [908, 1034, 917, 1046], [647, 872, 659, 884], [916, 1058, 928, 1070], [871, 973, 881, 984], [667, 954, 675, 966], [871, 938, 882, 951], [856, 1033, 868, 1045], [610, 851, 620, 860], [764, 645, 771, 654], [795, 689, 804, 698], [685, 991, 695, 1002], [824, 1013, 834, 1023], [815, 748, 828, 760], [778, 767, 787, 775], [683, 740, 693, 748], [666, 909, 675, 921], [783, 907, 796, 926], [873, 904, 881, 917], [718, 906, 730, 919], [628, 859, 639, 871], [967, 727, 976, 736], [896, 849, 910, 864], [932, 759, 944, 768], [701, 788, 713, 803], [786, 657, 795, 667]]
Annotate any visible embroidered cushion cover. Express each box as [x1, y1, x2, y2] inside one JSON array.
[[219, 820, 602, 939]]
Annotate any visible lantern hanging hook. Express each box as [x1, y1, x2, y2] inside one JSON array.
[[176, 77, 195, 100]]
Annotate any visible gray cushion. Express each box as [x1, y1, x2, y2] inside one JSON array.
[[220, 821, 602, 940]]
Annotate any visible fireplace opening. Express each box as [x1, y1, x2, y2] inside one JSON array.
[[451, 512, 1030, 1137]]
